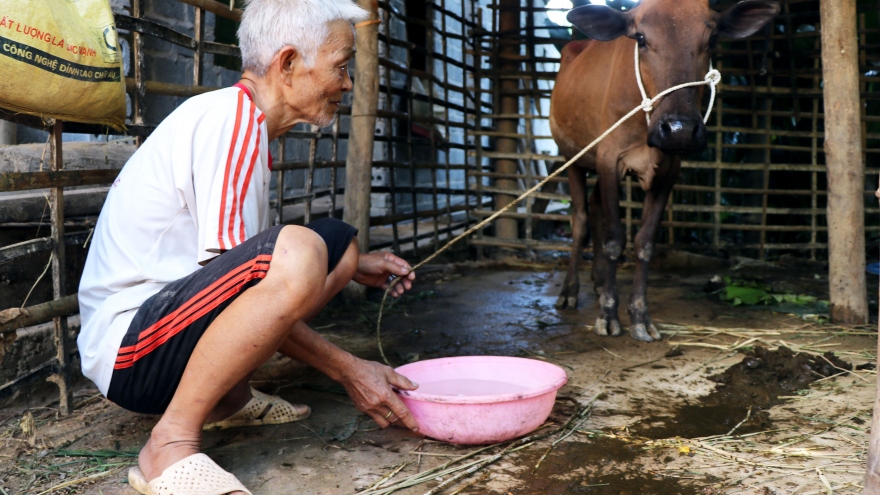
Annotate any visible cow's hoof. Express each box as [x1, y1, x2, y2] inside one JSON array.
[[630, 323, 662, 342], [555, 295, 578, 309], [594, 317, 621, 337]]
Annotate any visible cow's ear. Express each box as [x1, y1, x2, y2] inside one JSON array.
[[567, 5, 631, 42], [717, 0, 780, 39]]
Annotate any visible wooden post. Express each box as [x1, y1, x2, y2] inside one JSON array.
[[819, 0, 867, 325], [343, 0, 379, 298], [869, 187, 880, 495], [132, 0, 146, 147], [193, 6, 205, 86], [47, 121, 73, 415], [493, 0, 519, 242]]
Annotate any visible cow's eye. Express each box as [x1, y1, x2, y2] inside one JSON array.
[[708, 34, 719, 49], [635, 33, 646, 47]]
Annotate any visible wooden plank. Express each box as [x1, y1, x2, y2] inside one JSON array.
[[0, 238, 53, 264], [0, 360, 60, 401], [115, 15, 197, 49], [203, 41, 240, 58], [0, 170, 120, 192], [124, 79, 219, 97], [0, 232, 93, 264]]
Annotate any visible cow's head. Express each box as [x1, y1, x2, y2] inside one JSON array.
[[568, 0, 779, 155]]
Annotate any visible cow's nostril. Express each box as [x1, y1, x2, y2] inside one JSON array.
[[660, 121, 672, 137]]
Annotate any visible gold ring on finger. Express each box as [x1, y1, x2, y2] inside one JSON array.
[[384, 410, 394, 420]]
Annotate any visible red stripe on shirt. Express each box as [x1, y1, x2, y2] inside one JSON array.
[[226, 102, 256, 249], [218, 91, 245, 251], [237, 126, 261, 243]]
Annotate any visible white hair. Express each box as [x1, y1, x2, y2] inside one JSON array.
[[238, 0, 368, 75]]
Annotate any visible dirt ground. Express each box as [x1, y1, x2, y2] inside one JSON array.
[[0, 253, 876, 495]]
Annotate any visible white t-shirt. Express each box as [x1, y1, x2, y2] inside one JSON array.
[[78, 87, 271, 395]]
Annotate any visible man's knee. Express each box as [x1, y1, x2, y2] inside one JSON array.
[[269, 226, 329, 295]]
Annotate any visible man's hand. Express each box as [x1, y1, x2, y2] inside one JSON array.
[[352, 252, 415, 298], [338, 357, 420, 431]]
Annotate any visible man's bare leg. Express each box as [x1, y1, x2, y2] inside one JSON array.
[[204, 239, 359, 424], [137, 226, 329, 489]]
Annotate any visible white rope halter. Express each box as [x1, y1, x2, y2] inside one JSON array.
[[634, 43, 722, 125]]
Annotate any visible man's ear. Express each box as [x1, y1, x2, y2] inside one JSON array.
[[717, 0, 780, 39], [274, 46, 299, 82], [567, 4, 631, 42]]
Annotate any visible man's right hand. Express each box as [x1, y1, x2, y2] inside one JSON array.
[[338, 356, 420, 432]]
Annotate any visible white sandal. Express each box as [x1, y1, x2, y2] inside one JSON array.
[[128, 453, 252, 495], [203, 387, 310, 431]]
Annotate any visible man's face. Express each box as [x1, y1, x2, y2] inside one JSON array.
[[294, 20, 355, 128]]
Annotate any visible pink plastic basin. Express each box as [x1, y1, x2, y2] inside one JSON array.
[[395, 356, 568, 444]]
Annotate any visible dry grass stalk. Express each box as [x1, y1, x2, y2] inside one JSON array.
[[363, 462, 410, 492], [446, 473, 487, 495]]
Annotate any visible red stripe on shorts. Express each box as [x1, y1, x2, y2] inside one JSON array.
[[114, 254, 271, 369]]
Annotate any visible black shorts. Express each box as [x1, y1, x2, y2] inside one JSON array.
[[106, 218, 357, 414]]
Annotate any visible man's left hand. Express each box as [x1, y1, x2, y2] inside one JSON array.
[[353, 252, 415, 297]]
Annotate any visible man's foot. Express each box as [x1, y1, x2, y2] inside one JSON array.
[[138, 422, 248, 495], [204, 388, 310, 430]]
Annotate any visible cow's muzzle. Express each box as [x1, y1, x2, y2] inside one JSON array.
[[647, 114, 707, 155]]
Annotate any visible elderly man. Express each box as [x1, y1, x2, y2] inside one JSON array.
[[77, 0, 418, 493]]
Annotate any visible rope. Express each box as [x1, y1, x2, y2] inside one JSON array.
[[635, 44, 721, 125], [375, 45, 722, 366]]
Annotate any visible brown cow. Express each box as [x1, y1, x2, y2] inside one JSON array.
[[549, 0, 779, 341]]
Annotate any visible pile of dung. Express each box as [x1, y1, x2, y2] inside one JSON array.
[[631, 346, 856, 439], [708, 346, 853, 409]]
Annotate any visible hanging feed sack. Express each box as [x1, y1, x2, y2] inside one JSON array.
[[0, 0, 126, 130]]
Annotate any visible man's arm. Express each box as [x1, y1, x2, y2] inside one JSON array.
[[277, 321, 419, 431]]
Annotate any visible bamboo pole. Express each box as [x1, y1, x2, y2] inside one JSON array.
[[47, 122, 73, 415], [820, 0, 868, 325], [492, 0, 520, 242], [344, 0, 379, 250], [0, 295, 79, 335], [343, 0, 380, 298]]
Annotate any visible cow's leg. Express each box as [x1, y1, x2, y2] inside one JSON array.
[[594, 167, 625, 337], [556, 165, 589, 309], [627, 159, 679, 342], [588, 184, 606, 294]]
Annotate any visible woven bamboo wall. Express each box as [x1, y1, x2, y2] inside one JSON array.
[[470, 0, 880, 261], [361, 0, 483, 259]]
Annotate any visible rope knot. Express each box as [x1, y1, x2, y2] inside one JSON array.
[[640, 98, 653, 113], [705, 69, 721, 86]]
